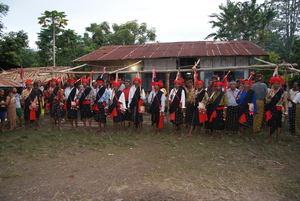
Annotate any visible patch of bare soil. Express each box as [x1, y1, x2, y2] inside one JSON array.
[[0, 142, 297, 201]]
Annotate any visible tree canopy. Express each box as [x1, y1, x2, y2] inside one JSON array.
[[205, 0, 276, 41], [38, 10, 68, 66]]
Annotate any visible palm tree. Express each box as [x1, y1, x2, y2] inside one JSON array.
[[38, 10, 68, 66]]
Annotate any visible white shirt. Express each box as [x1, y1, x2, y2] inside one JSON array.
[[226, 88, 239, 106], [293, 92, 300, 104], [168, 88, 186, 108], [288, 89, 299, 107], [128, 85, 146, 108], [110, 90, 126, 111], [148, 90, 166, 112], [64, 87, 78, 100]]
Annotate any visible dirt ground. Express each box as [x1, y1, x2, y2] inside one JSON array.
[[0, 114, 299, 201]]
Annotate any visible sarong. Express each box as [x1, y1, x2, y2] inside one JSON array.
[[170, 107, 183, 125], [190, 105, 202, 127], [94, 102, 106, 123], [50, 101, 61, 118], [131, 105, 143, 126], [113, 109, 123, 123], [240, 112, 253, 129], [253, 99, 264, 132], [123, 101, 132, 121], [290, 103, 300, 135], [67, 109, 78, 119], [80, 103, 92, 119], [267, 108, 282, 135], [211, 109, 225, 130], [225, 106, 239, 131], [185, 103, 191, 125]]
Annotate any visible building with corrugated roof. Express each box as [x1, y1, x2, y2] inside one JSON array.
[[74, 40, 268, 91]]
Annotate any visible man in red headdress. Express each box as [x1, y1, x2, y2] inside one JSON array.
[[169, 79, 186, 136], [186, 80, 209, 137], [44, 78, 64, 130], [265, 77, 288, 143], [208, 82, 228, 139], [78, 77, 95, 131], [128, 77, 145, 134], [148, 81, 165, 135], [109, 81, 126, 134], [64, 78, 79, 130], [93, 76, 109, 133], [21, 79, 39, 131], [236, 79, 257, 141]]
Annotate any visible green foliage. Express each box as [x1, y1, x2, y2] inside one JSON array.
[[85, 19, 156, 49], [206, 0, 276, 42], [36, 27, 88, 67], [37, 10, 68, 66], [0, 3, 9, 33], [36, 28, 53, 66], [19, 48, 40, 67], [56, 29, 87, 66], [37, 10, 68, 29], [269, 0, 300, 60], [0, 30, 28, 65], [290, 37, 300, 66]]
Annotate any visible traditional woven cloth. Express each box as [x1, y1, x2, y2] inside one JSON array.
[[253, 99, 265, 132], [225, 106, 239, 131], [290, 103, 300, 135]]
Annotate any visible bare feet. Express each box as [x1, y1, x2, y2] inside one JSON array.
[[210, 135, 215, 139], [47, 127, 54, 131], [22, 128, 28, 131], [95, 129, 102, 132], [264, 137, 271, 143], [278, 140, 282, 144], [67, 127, 74, 131], [170, 132, 176, 135], [110, 131, 116, 135], [151, 132, 156, 135], [250, 138, 256, 142], [185, 133, 193, 137], [35, 128, 40, 131], [221, 137, 225, 140]]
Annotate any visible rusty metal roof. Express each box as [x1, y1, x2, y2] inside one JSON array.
[[0, 78, 22, 87], [74, 40, 268, 62]]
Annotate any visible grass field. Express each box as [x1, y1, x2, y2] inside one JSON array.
[[0, 114, 299, 200]]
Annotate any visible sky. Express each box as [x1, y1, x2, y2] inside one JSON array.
[[1, 0, 266, 49]]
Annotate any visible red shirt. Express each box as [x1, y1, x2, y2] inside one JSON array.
[[122, 87, 130, 101]]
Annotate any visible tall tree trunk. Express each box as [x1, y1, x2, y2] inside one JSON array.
[[52, 20, 55, 67]]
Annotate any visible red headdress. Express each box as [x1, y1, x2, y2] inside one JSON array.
[[151, 81, 163, 88], [238, 79, 255, 85], [66, 78, 77, 84], [269, 77, 285, 84], [213, 82, 225, 87], [178, 78, 185, 86], [47, 78, 60, 84], [25, 79, 33, 85], [81, 78, 90, 83], [158, 80, 164, 88], [196, 80, 205, 85], [112, 81, 121, 87], [174, 80, 181, 84], [133, 77, 142, 85]]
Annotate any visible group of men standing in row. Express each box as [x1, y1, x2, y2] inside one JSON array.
[[19, 73, 300, 143]]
